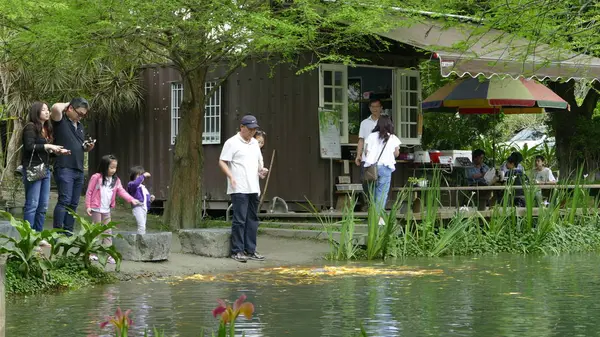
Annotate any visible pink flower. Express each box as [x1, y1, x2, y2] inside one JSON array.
[[100, 307, 133, 334], [212, 294, 255, 324]]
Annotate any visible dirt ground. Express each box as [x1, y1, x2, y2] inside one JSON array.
[[112, 235, 331, 281], [10, 191, 331, 280]]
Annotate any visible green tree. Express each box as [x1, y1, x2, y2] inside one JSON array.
[[422, 0, 600, 176], [0, 3, 145, 187], [9, 0, 410, 228]]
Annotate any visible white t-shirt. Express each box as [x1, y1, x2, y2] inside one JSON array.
[[364, 132, 401, 170], [531, 167, 556, 183], [358, 116, 378, 162], [92, 177, 114, 214], [219, 133, 263, 195]]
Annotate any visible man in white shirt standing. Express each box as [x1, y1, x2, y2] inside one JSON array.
[[354, 99, 382, 206], [219, 115, 268, 263]]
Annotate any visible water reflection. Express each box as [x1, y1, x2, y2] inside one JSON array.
[[7, 254, 600, 337]]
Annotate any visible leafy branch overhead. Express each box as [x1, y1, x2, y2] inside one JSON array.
[[47, 0, 410, 78]]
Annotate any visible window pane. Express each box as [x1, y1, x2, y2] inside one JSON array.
[[324, 87, 332, 102], [410, 93, 418, 107], [334, 88, 343, 103], [334, 71, 342, 86], [410, 108, 418, 122], [324, 71, 332, 85], [324, 104, 334, 110], [410, 124, 417, 138], [410, 77, 418, 90]]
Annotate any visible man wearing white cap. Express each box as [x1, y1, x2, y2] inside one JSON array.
[[219, 115, 268, 263]]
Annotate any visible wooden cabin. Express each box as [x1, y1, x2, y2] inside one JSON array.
[[89, 17, 600, 211]]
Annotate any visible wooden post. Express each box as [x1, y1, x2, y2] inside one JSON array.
[[0, 254, 6, 337]]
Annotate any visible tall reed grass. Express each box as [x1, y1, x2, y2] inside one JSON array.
[[313, 169, 600, 260]]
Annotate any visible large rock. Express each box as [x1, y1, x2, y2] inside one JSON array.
[[0, 221, 19, 249], [178, 228, 231, 258], [113, 232, 172, 261], [0, 221, 19, 240]]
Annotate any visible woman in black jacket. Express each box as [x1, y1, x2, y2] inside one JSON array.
[[21, 102, 70, 243]]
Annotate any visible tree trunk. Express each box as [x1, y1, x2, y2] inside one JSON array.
[[163, 67, 207, 229], [5, 119, 23, 180], [549, 81, 600, 178]]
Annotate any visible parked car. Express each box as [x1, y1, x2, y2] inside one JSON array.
[[501, 127, 555, 150]]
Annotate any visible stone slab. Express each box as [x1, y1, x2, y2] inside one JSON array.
[[0, 221, 19, 249], [259, 228, 367, 245], [113, 232, 172, 261], [178, 228, 231, 258]]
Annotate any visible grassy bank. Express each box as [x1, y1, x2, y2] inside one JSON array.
[[1, 212, 122, 296], [6, 256, 116, 295], [317, 171, 600, 260]]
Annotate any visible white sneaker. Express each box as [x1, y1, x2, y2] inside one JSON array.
[[107, 256, 116, 264], [39, 240, 51, 248], [89, 254, 99, 262]]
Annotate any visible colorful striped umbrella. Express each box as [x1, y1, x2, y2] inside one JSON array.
[[422, 77, 569, 114]]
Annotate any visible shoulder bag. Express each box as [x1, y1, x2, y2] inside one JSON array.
[[25, 124, 48, 182], [26, 150, 48, 182], [363, 139, 388, 183]]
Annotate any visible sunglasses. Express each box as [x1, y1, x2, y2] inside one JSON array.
[[70, 106, 88, 117]]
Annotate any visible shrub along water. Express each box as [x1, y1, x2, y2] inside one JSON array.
[[0, 212, 120, 295], [316, 171, 600, 260]]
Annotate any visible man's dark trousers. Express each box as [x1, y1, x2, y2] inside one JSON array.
[[230, 193, 259, 254]]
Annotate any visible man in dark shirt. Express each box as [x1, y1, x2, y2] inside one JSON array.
[[50, 98, 95, 235]]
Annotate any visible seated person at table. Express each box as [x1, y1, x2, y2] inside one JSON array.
[[531, 155, 556, 205], [466, 149, 490, 186], [500, 151, 525, 176], [531, 155, 556, 184], [499, 153, 529, 207], [465, 149, 492, 210]]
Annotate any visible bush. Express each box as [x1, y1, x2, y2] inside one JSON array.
[[5, 256, 116, 295], [0, 211, 122, 295]]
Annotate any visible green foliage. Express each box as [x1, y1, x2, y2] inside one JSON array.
[[0, 212, 61, 276], [51, 212, 123, 271], [306, 196, 361, 261], [568, 116, 600, 172], [319, 172, 600, 259], [5, 256, 116, 295], [365, 191, 404, 260], [0, 212, 122, 295]]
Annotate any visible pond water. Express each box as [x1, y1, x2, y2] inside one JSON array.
[[7, 253, 600, 337]]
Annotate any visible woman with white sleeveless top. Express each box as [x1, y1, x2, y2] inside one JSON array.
[[363, 116, 401, 224]]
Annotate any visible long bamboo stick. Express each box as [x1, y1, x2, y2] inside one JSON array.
[[258, 149, 276, 212]]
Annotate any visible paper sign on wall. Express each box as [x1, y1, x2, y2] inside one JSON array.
[[318, 108, 342, 159]]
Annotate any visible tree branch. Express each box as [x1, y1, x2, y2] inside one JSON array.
[[581, 80, 600, 118]]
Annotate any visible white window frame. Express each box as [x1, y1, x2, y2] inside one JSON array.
[[393, 69, 421, 145], [203, 82, 222, 144], [170, 81, 222, 145], [319, 64, 348, 143], [170, 83, 183, 145], [317, 65, 422, 146]]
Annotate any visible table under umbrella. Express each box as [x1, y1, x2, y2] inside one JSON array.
[[421, 77, 569, 167]]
